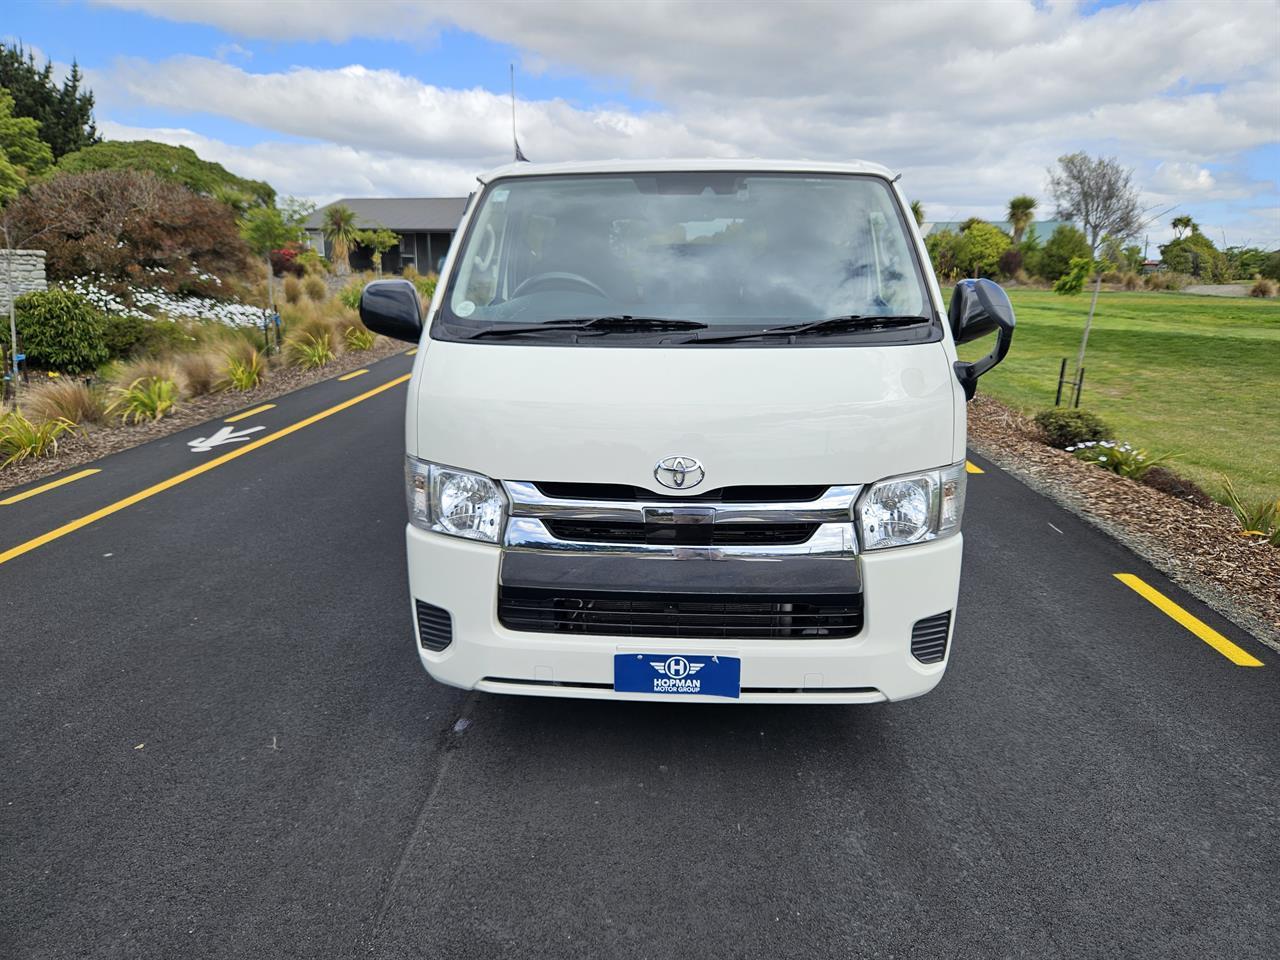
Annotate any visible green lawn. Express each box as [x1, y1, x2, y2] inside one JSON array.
[[957, 289, 1280, 505]]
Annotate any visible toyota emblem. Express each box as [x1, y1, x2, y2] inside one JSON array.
[[654, 456, 705, 490]]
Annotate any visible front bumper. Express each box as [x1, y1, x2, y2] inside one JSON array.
[[405, 525, 963, 704]]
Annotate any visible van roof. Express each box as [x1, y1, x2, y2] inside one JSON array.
[[477, 158, 897, 183]]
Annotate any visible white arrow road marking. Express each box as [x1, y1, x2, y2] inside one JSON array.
[[187, 425, 265, 453]]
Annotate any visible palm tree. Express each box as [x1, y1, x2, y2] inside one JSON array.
[[1006, 195, 1037, 245], [324, 204, 360, 275], [1171, 214, 1194, 240], [909, 200, 925, 228]]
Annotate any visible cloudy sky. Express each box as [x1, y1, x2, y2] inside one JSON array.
[[7, 0, 1279, 248]]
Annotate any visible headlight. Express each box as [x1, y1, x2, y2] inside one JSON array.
[[855, 462, 966, 551], [405, 457, 507, 543]]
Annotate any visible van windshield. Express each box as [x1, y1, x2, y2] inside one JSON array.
[[440, 172, 933, 342]]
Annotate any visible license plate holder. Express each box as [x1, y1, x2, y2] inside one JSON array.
[[613, 653, 741, 699]]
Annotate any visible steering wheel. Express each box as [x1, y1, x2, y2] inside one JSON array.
[[511, 271, 608, 299]]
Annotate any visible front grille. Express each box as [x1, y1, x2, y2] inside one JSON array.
[[910, 612, 951, 663], [542, 519, 820, 547], [534, 482, 826, 503], [498, 587, 863, 639], [415, 600, 453, 651]]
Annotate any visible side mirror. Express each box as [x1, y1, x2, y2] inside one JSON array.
[[948, 278, 1016, 401], [359, 279, 423, 343]]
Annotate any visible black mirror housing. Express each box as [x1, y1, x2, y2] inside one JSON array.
[[948, 278, 1016, 401], [360, 279, 423, 344]]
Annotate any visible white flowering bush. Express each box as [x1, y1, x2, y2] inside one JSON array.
[[64, 276, 268, 329], [1066, 440, 1175, 480]]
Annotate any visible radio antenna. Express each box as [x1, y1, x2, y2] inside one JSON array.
[[511, 63, 529, 162]]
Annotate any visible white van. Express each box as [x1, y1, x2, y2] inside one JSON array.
[[361, 160, 1014, 703]]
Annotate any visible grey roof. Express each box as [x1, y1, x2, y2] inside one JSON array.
[[922, 219, 1075, 238], [304, 197, 468, 232]]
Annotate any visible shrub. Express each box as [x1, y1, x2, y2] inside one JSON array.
[[1249, 277, 1277, 298], [1221, 477, 1280, 546], [1143, 271, 1189, 291], [1034, 408, 1112, 448], [411, 273, 437, 302], [269, 246, 305, 278], [997, 248, 1023, 279], [344, 324, 377, 351], [337, 282, 364, 311], [287, 332, 335, 369], [102, 313, 149, 359], [109, 356, 181, 390], [22, 379, 107, 425], [303, 275, 327, 302], [1038, 225, 1092, 281], [954, 221, 1011, 279], [283, 275, 303, 304], [175, 351, 224, 396], [222, 348, 266, 391], [6, 289, 109, 373], [107, 377, 177, 424], [3, 169, 255, 296], [1121, 271, 1142, 291], [0, 411, 77, 467], [1066, 440, 1174, 480]]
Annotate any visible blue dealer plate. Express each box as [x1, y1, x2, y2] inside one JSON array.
[[613, 653, 741, 699]]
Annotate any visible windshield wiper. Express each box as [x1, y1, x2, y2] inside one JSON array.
[[465, 316, 708, 340], [690, 314, 931, 344]]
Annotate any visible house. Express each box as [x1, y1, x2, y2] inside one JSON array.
[[303, 197, 469, 274], [921, 219, 1075, 242]]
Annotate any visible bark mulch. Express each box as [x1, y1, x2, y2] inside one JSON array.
[[967, 394, 1280, 651], [1, 337, 407, 497]]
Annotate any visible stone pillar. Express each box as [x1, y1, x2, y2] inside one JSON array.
[[0, 249, 48, 312]]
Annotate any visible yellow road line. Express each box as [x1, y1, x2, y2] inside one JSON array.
[[965, 461, 984, 474], [1114, 573, 1263, 667], [406, 348, 418, 356], [225, 403, 276, 423], [0, 375, 412, 567], [0, 469, 101, 506], [338, 369, 369, 381]]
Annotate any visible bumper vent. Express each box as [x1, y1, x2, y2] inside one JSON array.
[[415, 600, 453, 652], [910, 612, 951, 663], [498, 587, 863, 640]]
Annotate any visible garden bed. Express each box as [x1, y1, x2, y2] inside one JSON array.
[[967, 394, 1280, 650], [0, 336, 406, 496]]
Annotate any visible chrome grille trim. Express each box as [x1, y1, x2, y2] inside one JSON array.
[[503, 481, 861, 525], [503, 517, 857, 559]]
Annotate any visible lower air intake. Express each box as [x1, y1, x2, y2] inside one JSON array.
[[415, 600, 453, 652], [910, 612, 951, 663]]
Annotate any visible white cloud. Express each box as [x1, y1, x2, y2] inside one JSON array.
[[87, 0, 1280, 245]]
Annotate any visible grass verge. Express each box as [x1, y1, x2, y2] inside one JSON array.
[[960, 289, 1280, 504]]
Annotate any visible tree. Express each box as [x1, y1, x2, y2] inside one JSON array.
[[1047, 153, 1144, 383], [240, 195, 313, 313], [1171, 215, 1194, 240], [4, 169, 255, 296], [0, 88, 54, 195], [355, 226, 399, 275], [1048, 153, 1142, 254], [0, 43, 98, 158], [924, 229, 959, 282], [909, 200, 925, 228], [57, 140, 275, 212], [953, 221, 1011, 278], [324, 205, 360, 275], [1038, 225, 1092, 281], [1160, 231, 1228, 282], [1006, 195, 1037, 245]]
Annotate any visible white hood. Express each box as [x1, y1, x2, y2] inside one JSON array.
[[410, 340, 961, 490]]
